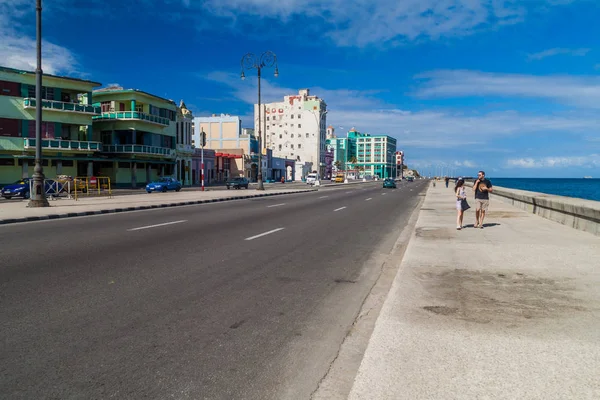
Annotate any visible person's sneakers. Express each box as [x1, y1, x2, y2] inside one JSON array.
[[457, 226, 462, 230], [480, 225, 484, 229], [474, 224, 479, 228]]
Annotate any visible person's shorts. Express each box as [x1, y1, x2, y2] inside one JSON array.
[[475, 199, 489, 211]]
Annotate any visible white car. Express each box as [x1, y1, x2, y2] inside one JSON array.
[[306, 173, 319, 185]]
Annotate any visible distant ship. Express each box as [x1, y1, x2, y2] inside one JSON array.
[[583, 176, 592, 179]]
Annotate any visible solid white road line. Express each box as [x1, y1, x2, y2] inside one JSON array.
[[365, 198, 372, 201], [128, 220, 187, 231], [245, 227, 285, 241], [334, 206, 347, 212], [319, 196, 329, 199], [382, 193, 387, 195], [267, 203, 286, 208]]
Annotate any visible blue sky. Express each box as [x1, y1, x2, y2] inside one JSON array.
[[1, 0, 600, 178]]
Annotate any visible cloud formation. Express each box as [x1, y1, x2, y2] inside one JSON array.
[[0, 0, 79, 74], [414, 70, 600, 108], [195, 0, 568, 47], [527, 47, 590, 61], [507, 155, 600, 168], [203, 70, 600, 149]]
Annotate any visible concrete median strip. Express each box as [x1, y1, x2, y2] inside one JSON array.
[[0, 190, 316, 226]]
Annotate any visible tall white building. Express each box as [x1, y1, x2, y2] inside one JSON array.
[[255, 89, 327, 179]]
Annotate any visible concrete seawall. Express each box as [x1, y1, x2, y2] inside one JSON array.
[[465, 182, 600, 236]]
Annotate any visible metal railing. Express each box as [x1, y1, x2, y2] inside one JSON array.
[[73, 176, 112, 200], [103, 144, 175, 157], [23, 138, 103, 151], [29, 179, 71, 200], [23, 98, 101, 114], [92, 111, 170, 126]]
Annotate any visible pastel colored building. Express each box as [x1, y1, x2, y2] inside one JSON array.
[[357, 135, 397, 179], [193, 114, 258, 182], [0, 65, 101, 185], [91, 87, 177, 187], [175, 100, 194, 185], [257, 89, 327, 179]]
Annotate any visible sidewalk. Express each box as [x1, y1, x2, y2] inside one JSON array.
[[348, 183, 600, 399], [0, 188, 314, 225]]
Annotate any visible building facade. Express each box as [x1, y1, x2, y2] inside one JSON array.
[[91, 87, 177, 188], [175, 100, 194, 185], [357, 135, 397, 179], [0, 66, 101, 185], [256, 89, 327, 180], [193, 114, 258, 182]]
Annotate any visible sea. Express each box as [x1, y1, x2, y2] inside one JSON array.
[[489, 178, 600, 202]]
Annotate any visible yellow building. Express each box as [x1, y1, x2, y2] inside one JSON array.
[[193, 114, 259, 182], [91, 87, 177, 187], [0, 66, 101, 185]]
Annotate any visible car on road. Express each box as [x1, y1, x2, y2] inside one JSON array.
[[306, 173, 319, 185], [1, 178, 59, 199], [334, 173, 345, 183], [226, 177, 249, 189], [383, 178, 397, 189], [407, 176, 414, 182], [146, 177, 182, 193]]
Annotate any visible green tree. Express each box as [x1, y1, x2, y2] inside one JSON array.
[[334, 160, 342, 170], [349, 156, 358, 166]]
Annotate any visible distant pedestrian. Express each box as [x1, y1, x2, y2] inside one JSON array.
[[455, 178, 469, 230], [445, 177, 449, 188], [473, 170, 493, 228]]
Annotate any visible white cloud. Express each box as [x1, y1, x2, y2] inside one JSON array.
[[203, 70, 600, 149], [527, 48, 590, 61], [194, 0, 567, 47], [507, 155, 600, 168], [414, 69, 600, 108], [0, 0, 80, 75]]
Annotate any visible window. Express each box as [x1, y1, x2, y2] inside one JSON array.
[[0, 117, 20, 137], [298, 114, 301, 118], [291, 144, 294, 149], [291, 115, 294, 119], [0, 80, 20, 97], [27, 86, 55, 100], [306, 133, 309, 138], [278, 144, 282, 150], [291, 124, 294, 128], [0, 158, 15, 166], [291, 134, 294, 138], [135, 104, 143, 112], [267, 117, 270, 121], [298, 124, 301, 128], [279, 134, 282, 139], [298, 144, 302, 149]]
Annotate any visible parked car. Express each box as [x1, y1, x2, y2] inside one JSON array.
[[334, 173, 345, 183], [1, 178, 59, 199], [226, 177, 249, 189], [383, 178, 397, 189], [146, 177, 182, 193]]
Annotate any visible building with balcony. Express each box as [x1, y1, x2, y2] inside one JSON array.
[[91, 87, 177, 187], [176, 100, 194, 185], [193, 114, 259, 182], [257, 89, 327, 179], [0, 65, 102, 185]]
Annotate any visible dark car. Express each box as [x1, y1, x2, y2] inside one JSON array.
[[146, 177, 182, 193], [1, 178, 59, 199], [383, 178, 397, 189], [226, 177, 249, 189], [407, 176, 414, 182]]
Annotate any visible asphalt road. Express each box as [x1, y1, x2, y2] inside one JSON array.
[[0, 179, 428, 399]]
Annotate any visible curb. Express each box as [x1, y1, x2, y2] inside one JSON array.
[[0, 189, 317, 226]]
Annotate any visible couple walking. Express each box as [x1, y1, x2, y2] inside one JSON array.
[[455, 171, 493, 230]]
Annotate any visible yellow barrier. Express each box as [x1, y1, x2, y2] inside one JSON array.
[[73, 176, 112, 200]]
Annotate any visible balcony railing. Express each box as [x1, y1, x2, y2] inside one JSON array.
[[23, 98, 101, 115], [24, 138, 103, 151], [176, 143, 194, 153], [93, 111, 170, 126], [103, 144, 175, 157]]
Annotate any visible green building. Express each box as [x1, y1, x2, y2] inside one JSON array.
[[326, 128, 397, 179], [357, 135, 397, 179], [91, 88, 177, 187], [0, 66, 101, 185]]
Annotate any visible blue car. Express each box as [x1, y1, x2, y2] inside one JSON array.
[[146, 177, 182, 193], [1, 178, 58, 199]]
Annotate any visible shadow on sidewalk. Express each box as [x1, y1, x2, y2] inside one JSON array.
[[462, 223, 502, 228]]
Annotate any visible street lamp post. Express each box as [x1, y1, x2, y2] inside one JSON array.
[[29, 0, 49, 208], [241, 51, 279, 191], [200, 127, 206, 191], [310, 109, 327, 181]]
